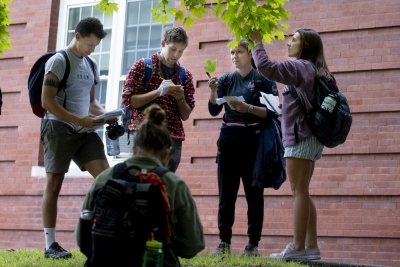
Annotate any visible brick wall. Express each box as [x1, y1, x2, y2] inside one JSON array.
[[0, 0, 399, 266]]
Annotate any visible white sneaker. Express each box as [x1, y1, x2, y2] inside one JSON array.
[[305, 247, 321, 260], [270, 243, 307, 260]]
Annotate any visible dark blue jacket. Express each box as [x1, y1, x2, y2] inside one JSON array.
[[252, 116, 286, 190]]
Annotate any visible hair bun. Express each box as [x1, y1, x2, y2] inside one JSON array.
[[142, 104, 167, 126]]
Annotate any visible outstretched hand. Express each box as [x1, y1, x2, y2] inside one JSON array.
[[249, 29, 263, 45]]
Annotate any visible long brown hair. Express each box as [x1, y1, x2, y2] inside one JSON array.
[[296, 28, 333, 80]]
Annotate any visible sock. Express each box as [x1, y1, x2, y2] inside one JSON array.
[[44, 228, 56, 250]]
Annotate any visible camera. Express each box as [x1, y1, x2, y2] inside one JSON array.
[[106, 124, 125, 140]]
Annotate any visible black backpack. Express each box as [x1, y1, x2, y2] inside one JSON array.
[[79, 162, 170, 267], [289, 76, 352, 148], [28, 50, 96, 118]]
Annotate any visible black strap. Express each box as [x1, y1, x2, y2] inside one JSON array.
[[288, 85, 299, 99], [58, 50, 70, 109], [85, 56, 97, 85], [288, 85, 304, 144], [151, 166, 170, 179], [57, 51, 97, 110]]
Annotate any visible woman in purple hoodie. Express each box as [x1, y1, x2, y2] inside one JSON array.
[[249, 29, 333, 261]]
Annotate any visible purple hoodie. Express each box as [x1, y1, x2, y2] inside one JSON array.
[[252, 44, 316, 147]]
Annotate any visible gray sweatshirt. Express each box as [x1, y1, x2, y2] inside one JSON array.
[[252, 44, 316, 147]]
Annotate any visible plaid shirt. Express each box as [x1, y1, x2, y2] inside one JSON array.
[[122, 53, 195, 141]]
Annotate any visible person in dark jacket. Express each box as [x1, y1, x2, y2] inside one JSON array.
[[249, 28, 330, 261], [207, 39, 277, 256]]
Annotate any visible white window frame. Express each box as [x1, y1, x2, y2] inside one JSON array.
[[55, 0, 174, 165], [58, 0, 127, 112]]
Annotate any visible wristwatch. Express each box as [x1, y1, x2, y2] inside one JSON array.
[[247, 104, 254, 114]]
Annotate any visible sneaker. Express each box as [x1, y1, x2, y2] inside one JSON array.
[[44, 242, 72, 259], [305, 247, 321, 260], [212, 242, 231, 256], [270, 243, 307, 260], [242, 244, 260, 257]]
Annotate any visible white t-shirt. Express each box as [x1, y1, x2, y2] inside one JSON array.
[[44, 48, 100, 132]]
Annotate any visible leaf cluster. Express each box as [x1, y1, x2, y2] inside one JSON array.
[[0, 0, 12, 56], [95, 0, 118, 16], [152, 0, 290, 48]]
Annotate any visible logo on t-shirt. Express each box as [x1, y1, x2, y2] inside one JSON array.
[[77, 72, 90, 81]]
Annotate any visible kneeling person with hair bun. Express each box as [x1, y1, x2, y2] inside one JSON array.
[[77, 104, 204, 267]]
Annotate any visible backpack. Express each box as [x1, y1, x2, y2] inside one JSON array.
[[28, 50, 96, 118], [79, 162, 170, 267], [121, 57, 186, 142], [289, 76, 352, 148]]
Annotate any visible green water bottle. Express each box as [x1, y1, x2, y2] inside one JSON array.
[[142, 235, 163, 267]]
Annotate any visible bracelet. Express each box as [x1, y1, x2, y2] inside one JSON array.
[[247, 104, 254, 114]]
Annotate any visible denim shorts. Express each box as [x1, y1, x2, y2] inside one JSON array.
[[41, 119, 107, 173], [284, 135, 324, 161]]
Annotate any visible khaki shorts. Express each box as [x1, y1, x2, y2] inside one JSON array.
[[41, 119, 107, 173], [284, 135, 324, 161]]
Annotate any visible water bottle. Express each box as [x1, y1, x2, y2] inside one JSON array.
[[105, 134, 120, 156], [321, 94, 337, 113], [142, 236, 163, 267]]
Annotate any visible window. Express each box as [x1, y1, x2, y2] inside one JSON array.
[[58, 0, 174, 156]]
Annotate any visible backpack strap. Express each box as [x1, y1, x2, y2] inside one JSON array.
[[143, 57, 153, 88], [288, 85, 299, 99], [287, 85, 307, 144], [151, 166, 170, 179], [179, 67, 186, 86], [112, 162, 129, 180], [143, 57, 186, 88], [58, 50, 70, 109], [85, 56, 98, 86]]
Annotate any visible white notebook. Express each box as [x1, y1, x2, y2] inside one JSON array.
[[95, 108, 124, 121], [259, 92, 281, 115]]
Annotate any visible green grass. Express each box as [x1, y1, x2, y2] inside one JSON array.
[[0, 249, 311, 267]]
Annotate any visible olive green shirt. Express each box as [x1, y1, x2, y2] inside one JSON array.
[[76, 156, 205, 266]]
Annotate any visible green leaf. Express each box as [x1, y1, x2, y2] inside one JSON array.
[[167, 7, 177, 16], [183, 16, 196, 29], [190, 6, 207, 18], [175, 10, 185, 21], [0, 0, 13, 55], [95, 0, 118, 15], [160, 15, 171, 25], [204, 59, 217, 74]]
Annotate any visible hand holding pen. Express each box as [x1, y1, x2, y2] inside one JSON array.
[[207, 72, 218, 91]]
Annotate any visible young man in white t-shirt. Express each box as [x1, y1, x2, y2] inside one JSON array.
[[41, 17, 109, 259]]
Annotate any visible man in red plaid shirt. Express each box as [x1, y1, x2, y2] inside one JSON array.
[[122, 27, 195, 172]]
